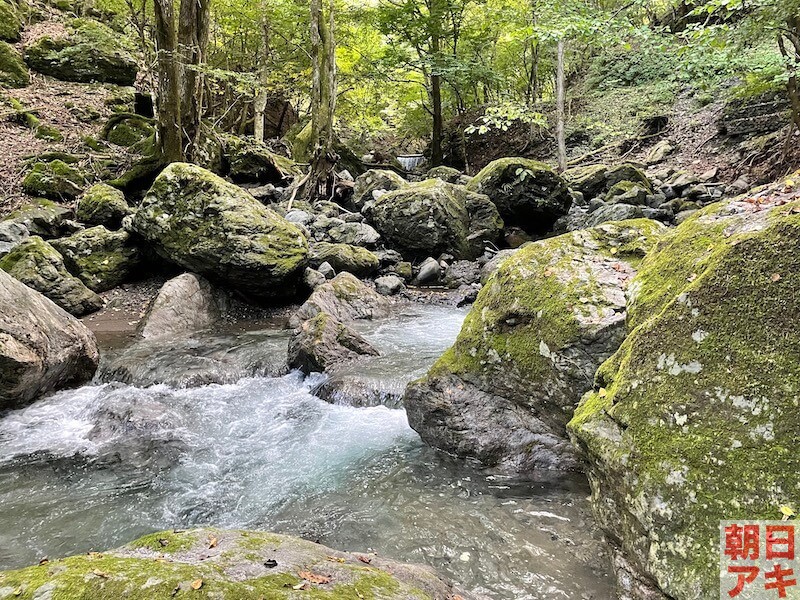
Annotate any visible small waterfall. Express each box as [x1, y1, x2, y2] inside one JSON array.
[[397, 154, 426, 171]]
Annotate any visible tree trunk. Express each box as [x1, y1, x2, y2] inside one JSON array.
[[778, 18, 800, 159], [153, 0, 182, 162], [254, 8, 271, 143], [556, 38, 567, 172], [302, 0, 338, 202], [429, 0, 445, 166], [177, 0, 211, 161]]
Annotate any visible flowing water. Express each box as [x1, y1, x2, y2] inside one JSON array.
[[0, 304, 614, 599]]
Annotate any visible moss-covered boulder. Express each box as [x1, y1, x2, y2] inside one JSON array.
[[309, 242, 379, 277], [24, 18, 137, 85], [131, 162, 308, 297], [568, 182, 800, 600], [51, 226, 142, 292], [403, 219, 664, 472], [364, 179, 502, 261], [0, 0, 23, 42], [605, 180, 650, 205], [0, 40, 29, 87], [466, 157, 571, 234], [22, 159, 85, 200], [352, 169, 407, 210], [224, 136, 302, 185], [101, 113, 155, 147], [291, 272, 390, 328], [0, 268, 98, 410], [427, 165, 468, 184], [0, 236, 103, 316], [288, 311, 379, 374], [76, 183, 131, 229], [2, 197, 71, 238], [565, 163, 652, 201], [0, 528, 476, 599]]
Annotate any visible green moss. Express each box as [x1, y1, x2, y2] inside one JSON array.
[[22, 160, 85, 200], [34, 123, 62, 141], [127, 530, 197, 553], [0, 40, 28, 87], [0, 0, 22, 42], [76, 183, 129, 227], [568, 192, 800, 599], [101, 113, 154, 147]]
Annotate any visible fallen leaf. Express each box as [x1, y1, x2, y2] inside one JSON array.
[[298, 571, 331, 584], [208, 537, 218, 549], [598, 388, 607, 398], [356, 555, 372, 564], [610, 247, 618, 255], [158, 538, 170, 547], [292, 582, 308, 590], [92, 569, 109, 579], [771, 273, 782, 282], [13, 587, 22, 596], [191, 578, 203, 590], [780, 505, 795, 521]]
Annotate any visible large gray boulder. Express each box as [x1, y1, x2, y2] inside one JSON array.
[[466, 157, 571, 234], [364, 179, 502, 260], [403, 219, 664, 472], [288, 312, 379, 374], [0, 269, 99, 409], [0, 528, 479, 599], [290, 272, 391, 327], [308, 242, 379, 277], [568, 190, 800, 600], [0, 236, 103, 316], [138, 273, 226, 340], [131, 162, 308, 297]]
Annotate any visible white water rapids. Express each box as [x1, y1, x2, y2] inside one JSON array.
[[0, 304, 614, 599]]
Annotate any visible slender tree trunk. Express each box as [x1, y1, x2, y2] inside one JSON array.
[[429, 0, 445, 166], [556, 38, 567, 172], [778, 18, 800, 159], [302, 0, 338, 202], [153, 0, 182, 162], [254, 7, 271, 142]]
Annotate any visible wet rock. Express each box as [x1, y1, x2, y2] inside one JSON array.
[[51, 226, 142, 292], [76, 183, 131, 229], [308, 242, 379, 277], [131, 162, 308, 297], [365, 179, 502, 260], [568, 188, 800, 600], [351, 169, 407, 210], [0, 236, 102, 316], [138, 273, 226, 340], [291, 272, 391, 327], [24, 18, 137, 85], [403, 220, 664, 473], [0, 528, 478, 600], [375, 274, 405, 296], [467, 157, 570, 234], [0, 268, 99, 409], [288, 312, 379, 374]]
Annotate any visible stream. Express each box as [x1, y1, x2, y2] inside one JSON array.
[[0, 303, 614, 599]]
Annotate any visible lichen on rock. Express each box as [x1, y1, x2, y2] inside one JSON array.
[[403, 219, 664, 473], [568, 185, 800, 600]]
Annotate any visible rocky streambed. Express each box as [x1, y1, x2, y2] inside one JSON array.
[[0, 301, 614, 599]]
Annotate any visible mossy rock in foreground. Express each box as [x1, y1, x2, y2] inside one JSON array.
[[76, 183, 130, 229], [0, 0, 22, 42], [403, 218, 664, 473], [0, 528, 477, 600], [568, 179, 800, 600], [22, 160, 85, 201]]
